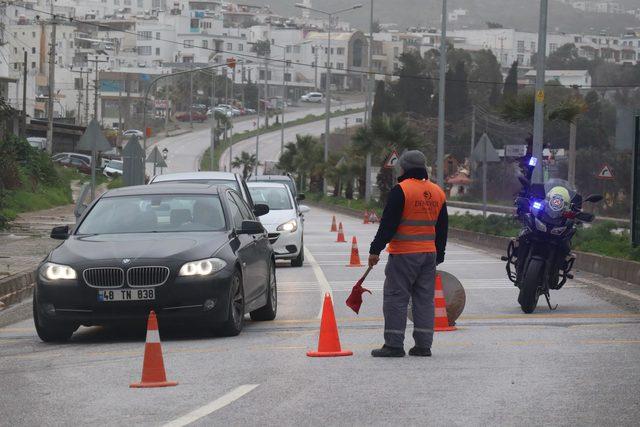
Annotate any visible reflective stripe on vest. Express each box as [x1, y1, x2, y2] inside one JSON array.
[[387, 178, 445, 254]]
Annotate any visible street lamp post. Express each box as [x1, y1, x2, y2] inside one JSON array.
[[295, 3, 362, 195], [436, 0, 447, 188]]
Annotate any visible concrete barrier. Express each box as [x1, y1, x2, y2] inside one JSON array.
[[307, 200, 640, 286], [0, 270, 36, 326]]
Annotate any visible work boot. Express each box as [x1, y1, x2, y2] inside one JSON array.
[[408, 346, 432, 357], [371, 345, 405, 357]]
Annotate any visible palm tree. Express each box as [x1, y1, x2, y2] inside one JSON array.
[[214, 110, 233, 141], [277, 134, 323, 192], [231, 151, 257, 179]]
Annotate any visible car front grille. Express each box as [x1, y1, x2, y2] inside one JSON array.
[[83, 268, 125, 288], [127, 266, 170, 287], [268, 233, 280, 244]]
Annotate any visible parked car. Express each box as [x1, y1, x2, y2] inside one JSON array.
[[175, 111, 207, 122], [52, 152, 92, 167], [301, 92, 323, 103], [58, 157, 92, 175], [248, 182, 309, 267], [149, 172, 259, 212], [103, 159, 123, 177], [248, 174, 302, 201], [122, 129, 144, 138], [33, 184, 276, 342], [27, 137, 47, 151], [207, 107, 233, 118], [217, 104, 241, 116]]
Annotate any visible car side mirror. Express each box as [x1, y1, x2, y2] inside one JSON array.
[[253, 203, 269, 217], [298, 204, 311, 214], [576, 212, 594, 223], [584, 194, 603, 203], [51, 225, 70, 240], [296, 193, 306, 201], [238, 220, 264, 235]]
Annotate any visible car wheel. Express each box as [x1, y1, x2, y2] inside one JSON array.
[[217, 270, 245, 336], [33, 293, 77, 343], [250, 261, 277, 321], [291, 240, 304, 267]]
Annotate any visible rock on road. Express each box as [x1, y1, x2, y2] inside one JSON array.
[[1, 206, 639, 426]]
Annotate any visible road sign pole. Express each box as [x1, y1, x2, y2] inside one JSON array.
[[632, 115, 639, 247], [532, 0, 548, 184], [482, 135, 487, 219]]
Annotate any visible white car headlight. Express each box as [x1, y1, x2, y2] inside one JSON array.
[[277, 219, 298, 232], [179, 258, 227, 277], [41, 262, 77, 280]]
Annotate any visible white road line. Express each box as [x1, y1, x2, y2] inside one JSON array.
[[163, 384, 259, 427], [304, 247, 333, 318], [577, 277, 640, 302]]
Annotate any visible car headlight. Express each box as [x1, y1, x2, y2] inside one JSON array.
[[277, 219, 298, 232], [41, 262, 77, 280], [178, 258, 227, 277]]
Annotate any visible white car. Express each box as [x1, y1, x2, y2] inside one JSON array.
[[103, 159, 123, 177], [301, 92, 323, 103], [123, 129, 144, 138], [248, 182, 310, 267]]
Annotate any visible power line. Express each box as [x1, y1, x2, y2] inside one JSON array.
[[16, 4, 640, 90]]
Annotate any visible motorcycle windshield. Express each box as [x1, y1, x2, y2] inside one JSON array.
[[543, 179, 576, 219]]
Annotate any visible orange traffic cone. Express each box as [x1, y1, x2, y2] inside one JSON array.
[[347, 236, 363, 267], [336, 222, 346, 243], [307, 293, 353, 357], [434, 274, 457, 332], [130, 311, 178, 388], [330, 215, 337, 232], [363, 210, 370, 224]]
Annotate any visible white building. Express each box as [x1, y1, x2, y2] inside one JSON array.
[[524, 69, 592, 88]]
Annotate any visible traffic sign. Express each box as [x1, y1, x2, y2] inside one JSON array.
[[77, 118, 113, 152], [472, 133, 500, 163], [122, 135, 145, 186], [226, 57, 237, 69], [536, 89, 545, 103], [384, 150, 399, 169], [597, 164, 615, 180], [505, 144, 527, 158]]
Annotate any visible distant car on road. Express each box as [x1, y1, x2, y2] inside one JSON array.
[[175, 111, 207, 122], [52, 153, 92, 174], [248, 182, 309, 267], [248, 174, 301, 201], [301, 92, 323, 103], [103, 159, 123, 177], [149, 172, 259, 213], [33, 183, 276, 342], [122, 129, 144, 138], [27, 137, 47, 151]]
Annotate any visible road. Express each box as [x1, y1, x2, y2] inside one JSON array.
[[147, 101, 364, 176], [1, 206, 639, 425]]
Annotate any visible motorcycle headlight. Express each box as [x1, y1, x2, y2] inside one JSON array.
[[277, 219, 298, 232], [179, 258, 227, 277], [534, 217, 547, 232], [41, 262, 77, 280]]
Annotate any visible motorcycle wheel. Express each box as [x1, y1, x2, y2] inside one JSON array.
[[518, 258, 543, 314]]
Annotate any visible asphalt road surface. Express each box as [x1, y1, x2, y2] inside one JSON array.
[[147, 101, 364, 176], [1, 206, 639, 426]]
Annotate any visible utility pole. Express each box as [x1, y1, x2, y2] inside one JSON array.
[[224, 66, 228, 147], [71, 68, 89, 125], [470, 105, 476, 174], [165, 77, 170, 137], [189, 63, 194, 129], [344, 116, 349, 134], [21, 51, 27, 137], [87, 56, 108, 119], [436, 0, 448, 187], [532, 0, 549, 184], [314, 46, 319, 91], [85, 70, 90, 125], [324, 22, 332, 195], [241, 61, 246, 107], [230, 65, 235, 170], [211, 68, 216, 171], [281, 49, 286, 156], [46, 5, 57, 154], [255, 63, 261, 170], [365, 0, 374, 201], [117, 76, 123, 146], [264, 54, 269, 128]]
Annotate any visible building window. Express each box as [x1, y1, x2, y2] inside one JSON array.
[[530, 42, 536, 51], [137, 31, 152, 41], [74, 78, 84, 90], [156, 47, 160, 55], [293, 45, 300, 54], [337, 47, 345, 55], [31, 62, 36, 69], [549, 43, 558, 53], [156, 32, 161, 40], [393, 47, 399, 57], [184, 40, 193, 48], [517, 40, 525, 53], [124, 0, 131, 5], [139, 46, 152, 55], [284, 73, 291, 82], [238, 43, 243, 51], [517, 54, 524, 64], [337, 62, 344, 70], [202, 40, 208, 49], [32, 47, 36, 54], [226, 42, 233, 50]]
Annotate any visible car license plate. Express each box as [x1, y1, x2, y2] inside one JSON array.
[[97, 288, 155, 302]]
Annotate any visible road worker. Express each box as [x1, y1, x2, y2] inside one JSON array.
[[368, 150, 448, 357]]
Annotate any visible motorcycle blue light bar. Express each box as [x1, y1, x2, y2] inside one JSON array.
[[529, 157, 538, 167], [532, 201, 542, 210]]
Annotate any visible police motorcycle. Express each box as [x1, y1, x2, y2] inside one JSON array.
[[501, 157, 603, 313]]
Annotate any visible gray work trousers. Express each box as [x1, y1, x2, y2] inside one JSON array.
[[383, 252, 436, 349]]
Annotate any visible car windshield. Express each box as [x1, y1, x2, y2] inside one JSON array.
[[76, 194, 226, 234], [249, 187, 292, 210], [153, 179, 240, 193], [109, 161, 123, 170]]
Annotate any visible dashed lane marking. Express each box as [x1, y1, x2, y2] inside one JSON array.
[[162, 384, 260, 427], [303, 247, 333, 319]]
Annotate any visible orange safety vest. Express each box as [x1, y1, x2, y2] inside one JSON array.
[[387, 178, 446, 254]]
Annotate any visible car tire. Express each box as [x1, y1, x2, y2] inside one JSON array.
[[250, 261, 277, 321], [33, 293, 77, 343], [291, 242, 304, 267], [217, 270, 245, 336]]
